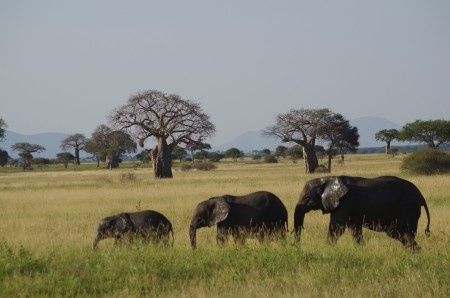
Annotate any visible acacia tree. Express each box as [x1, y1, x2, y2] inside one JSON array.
[[398, 120, 450, 149], [56, 152, 74, 168], [187, 142, 211, 162], [85, 125, 111, 167], [11, 143, 45, 170], [61, 133, 87, 165], [225, 147, 243, 161], [264, 108, 331, 173], [375, 129, 399, 154], [111, 90, 215, 178], [319, 113, 359, 173], [85, 125, 136, 169], [105, 130, 136, 169]]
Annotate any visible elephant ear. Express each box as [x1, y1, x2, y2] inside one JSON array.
[[114, 213, 135, 233], [208, 198, 230, 226], [321, 177, 348, 212]]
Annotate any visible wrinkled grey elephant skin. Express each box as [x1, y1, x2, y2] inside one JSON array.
[[294, 176, 431, 250], [190, 191, 288, 249], [93, 210, 174, 249]]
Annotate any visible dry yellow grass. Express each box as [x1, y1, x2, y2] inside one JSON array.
[[0, 154, 449, 296]]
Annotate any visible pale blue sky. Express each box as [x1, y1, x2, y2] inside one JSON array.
[[1, 1, 449, 145]]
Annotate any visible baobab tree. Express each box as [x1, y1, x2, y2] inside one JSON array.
[[264, 108, 331, 173], [375, 129, 399, 154], [111, 90, 215, 178], [61, 133, 87, 165]]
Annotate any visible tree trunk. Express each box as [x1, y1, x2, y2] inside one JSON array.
[[96, 157, 100, 167], [152, 137, 173, 178], [385, 141, 391, 154], [75, 147, 80, 165], [303, 144, 319, 173]]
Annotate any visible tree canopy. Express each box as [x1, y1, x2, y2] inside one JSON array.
[[398, 120, 450, 149], [111, 90, 215, 178], [56, 152, 75, 168]]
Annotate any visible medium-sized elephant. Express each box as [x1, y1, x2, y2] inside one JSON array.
[[189, 191, 288, 249], [93, 210, 174, 249], [294, 176, 431, 249]]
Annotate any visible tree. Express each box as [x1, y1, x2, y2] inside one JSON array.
[[105, 130, 137, 169], [261, 149, 271, 156], [225, 147, 243, 161], [56, 152, 75, 168], [275, 145, 288, 158], [61, 134, 87, 165], [0, 149, 9, 167], [286, 145, 303, 163], [85, 125, 111, 167], [85, 125, 136, 169], [264, 108, 331, 173], [0, 118, 6, 143], [375, 129, 399, 154], [11, 143, 45, 170], [208, 152, 224, 162], [172, 145, 188, 162], [111, 90, 215, 178], [319, 113, 359, 173], [187, 142, 211, 161], [398, 120, 450, 149]]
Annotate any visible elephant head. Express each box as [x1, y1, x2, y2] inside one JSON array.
[[294, 177, 348, 240], [93, 213, 134, 249], [189, 197, 230, 249]]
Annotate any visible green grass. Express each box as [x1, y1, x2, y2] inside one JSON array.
[[0, 154, 449, 296]]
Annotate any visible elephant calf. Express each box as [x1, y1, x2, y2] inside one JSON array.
[[93, 210, 174, 249], [294, 176, 431, 249], [190, 191, 288, 249]]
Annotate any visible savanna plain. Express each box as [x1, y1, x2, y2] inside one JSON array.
[[0, 154, 449, 297]]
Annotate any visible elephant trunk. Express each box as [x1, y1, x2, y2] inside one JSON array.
[[294, 204, 307, 241], [189, 226, 197, 249], [92, 232, 100, 250]]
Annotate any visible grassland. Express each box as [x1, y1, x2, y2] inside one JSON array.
[[0, 154, 449, 297]]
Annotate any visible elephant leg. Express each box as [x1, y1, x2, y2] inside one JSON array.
[[232, 229, 246, 246], [216, 228, 228, 246], [328, 208, 349, 243], [349, 217, 363, 244], [328, 223, 346, 243]]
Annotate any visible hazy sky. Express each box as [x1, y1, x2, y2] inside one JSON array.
[[1, 1, 449, 145]]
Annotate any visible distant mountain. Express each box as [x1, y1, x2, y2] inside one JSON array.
[[1, 130, 70, 158], [350, 116, 401, 148], [215, 116, 403, 152]]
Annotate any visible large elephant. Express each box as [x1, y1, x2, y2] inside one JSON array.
[[294, 176, 431, 249], [93, 210, 174, 249], [189, 191, 288, 249]]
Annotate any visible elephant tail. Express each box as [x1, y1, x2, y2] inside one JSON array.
[[421, 198, 431, 237]]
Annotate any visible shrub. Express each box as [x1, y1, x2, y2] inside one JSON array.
[[193, 161, 217, 171], [315, 165, 329, 173], [401, 149, 450, 175], [263, 154, 278, 163]]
